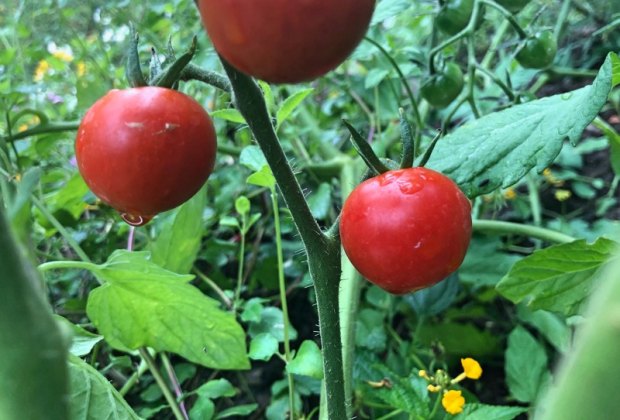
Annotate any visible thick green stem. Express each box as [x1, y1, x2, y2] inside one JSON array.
[[473, 220, 576, 244], [221, 59, 346, 419]]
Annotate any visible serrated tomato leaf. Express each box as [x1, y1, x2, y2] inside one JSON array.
[[427, 53, 614, 198], [496, 238, 620, 316], [85, 251, 249, 370]]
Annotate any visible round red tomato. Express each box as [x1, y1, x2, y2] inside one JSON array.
[[198, 0, 376, 84], [75, 87, 217, 225], [340, 167, 472, 295]]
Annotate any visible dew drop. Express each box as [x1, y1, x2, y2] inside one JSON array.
[[119, 212, 153, 226]]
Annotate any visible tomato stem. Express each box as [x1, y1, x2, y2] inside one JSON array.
[[472, 220, 576, 244]]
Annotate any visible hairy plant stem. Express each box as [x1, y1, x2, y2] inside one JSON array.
[[220, 58, 346, 419]]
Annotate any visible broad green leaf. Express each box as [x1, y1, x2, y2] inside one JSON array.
[[240, 297, 267, 323], [455, 404, 528, 420], [287, 340, 323, 380], [239, 145, 268, 172], [505, 326, 549, 403], [365, 68, 389, 89], [211, 109, 246, 124], [47, 172, 89, 220], [68, 355, 141, 420], [150, 187, 206, 274], [86, 251, 249, 370], [55, 316, 103, 357], [496, 238, 620, 316], [235, 196, 250, 215], [307, 183, 332, 220], [355, 308, 387, 351], [404, 273, 459, 316], [189, 398, 214, 420], [276, 88, 313, 131], [247, 306, 298, 342], [247, 165, 275, 189], [611, 52, 620, 87], [427, 54, 614, 198], [195, 378, 236, 399], [249, 333, 279, 361], [517, 307, 570, 353]]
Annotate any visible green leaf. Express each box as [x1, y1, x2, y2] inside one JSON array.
[[427, 54, 614, 198], [460, 237, 522, 288], [258, 80, 275, 113], [235, 196, 250, 215], [189, 397, 214, 420], [355, 308, 387, 351], [196, 378, 236, 399], [47, 172, 89, 220], [404, 273, 459, 316], [371, 0, 412, 25], [247, 306, 298, 342], [611, 52, 620, 87], [365, 68, 389, 89], [417, 322, 500, 357], [516, 307, 570, 353], [496, 238, 620, 316], [150, 187, 206, 274], [505, 326, 549, 403], [55, 316, 103, 357], [239, 145, 268, 172], [86, 251, 250, 370], [455, 403, 528, 420], [287, 340, 323, 379], [8, 167, 40, 220], [247, 165, 276, 189], [240, 297, 266, 323], [276, 88, 313, 131], [216, 404, 258, 419], [249, 333, 279, 361], [68, 355, 141, 420], [211, 108, 246, 124], [307, 183, 332, 220]]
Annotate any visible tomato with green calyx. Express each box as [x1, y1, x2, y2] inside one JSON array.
[[495, 0, 530, 14], [75, 87, 217, 226], [421, 62, 464, 108], [436, 0, 474, 35], [197, 0, 376, 84], [516, 30, 557, 69], [340, 167, 472, 295]]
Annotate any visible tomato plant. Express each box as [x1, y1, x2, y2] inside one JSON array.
[[197, 0, 376, 83], [421, 61, 464, 108], [516, 30, 558, 69], [436, 0, 474, 35], [75, 87, 217, 225], [340, 167, 472, 295]]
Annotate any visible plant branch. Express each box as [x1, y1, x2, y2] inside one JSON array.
[[473, 220, 576, 244]]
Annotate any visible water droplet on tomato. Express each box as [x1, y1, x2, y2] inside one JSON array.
[[119, 212, 153, 227]]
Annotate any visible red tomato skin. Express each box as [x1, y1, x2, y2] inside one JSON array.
[[75, 87, 216, 219], [198, 0, 376, 84], [340, 168, 472, 295]]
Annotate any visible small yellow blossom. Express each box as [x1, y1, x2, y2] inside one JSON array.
[[461, 358, 482, 380], [419, 370, 429, 379], [17, 124, 28, 132], [52, 50, 74, 62], [34, 59, 50, 81], [76, 61, 86, 77], [503, 187, 517, 200], [543, 168, 564, 186], [427, 384, 441, 393], [554, 189, 572, 202], [442, 390, 465, 415]]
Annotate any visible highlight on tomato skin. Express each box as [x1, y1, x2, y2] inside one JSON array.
[[197, 0, 376, 84], [74, 86, 217, 225], [340, 167, 472, 295]]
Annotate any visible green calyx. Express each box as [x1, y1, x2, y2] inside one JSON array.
[[516, 30, 558, 69], [421, 62, 464, 108]]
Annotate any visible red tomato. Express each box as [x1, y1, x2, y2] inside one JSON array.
[[340, 167, 472, 295], [75, 87, 217, 225], [198, 0, 376, 84]]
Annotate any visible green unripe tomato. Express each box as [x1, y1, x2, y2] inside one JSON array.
[[516, 30, 558, 69], [436, 0, 474, 35], [421, 62, 464, 108], [495, 0, 530, 14]]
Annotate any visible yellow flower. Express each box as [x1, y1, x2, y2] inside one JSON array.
[[442, 390, 465, 415], [427, 384, 441, 393], [52, 50, 74, 62], [503, 187, 517, 200], [34, 59, 50, 81], [461, 358, 482, 380], [76, 61, 86, 77], [554, 189, 572, 202], [418, 370, 429, 379], [543, 168, 564, 186]]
